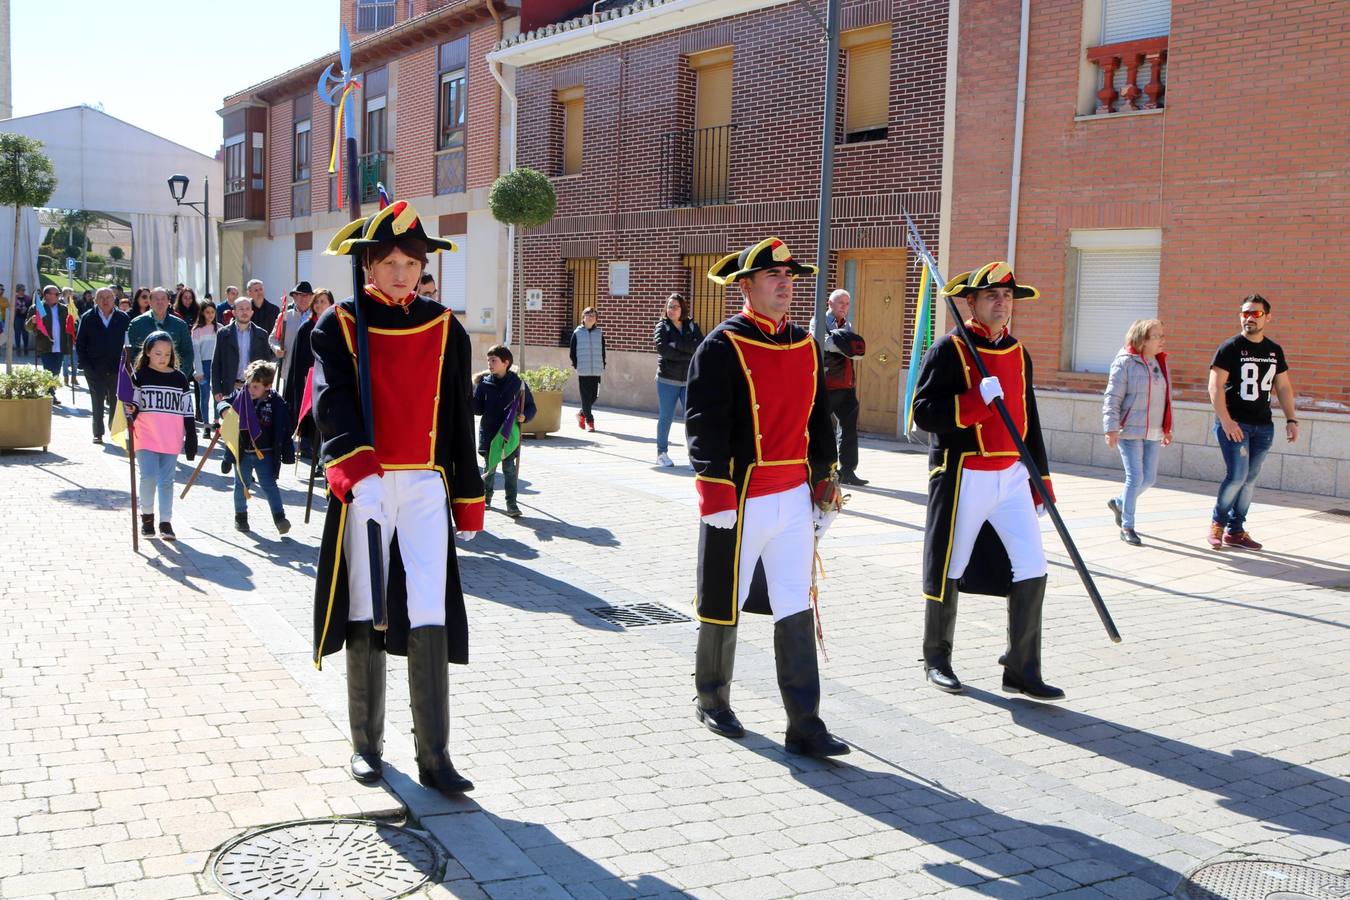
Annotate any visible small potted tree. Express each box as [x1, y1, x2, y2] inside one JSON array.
[[0, 367, 62, 450], [518, 365, 571, 436], [488, 167, 557, 371], [1, 134, 57, 372]]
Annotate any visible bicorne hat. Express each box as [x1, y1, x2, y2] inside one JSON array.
[[941, 261, 1039, 300], [324, 199, 458, 257], [707, 238, 818, 286]]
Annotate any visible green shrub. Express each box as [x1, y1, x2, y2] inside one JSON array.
[[0, 367, 62, 400], [488, 168, 557, 229], [519, 365, 571, 393]]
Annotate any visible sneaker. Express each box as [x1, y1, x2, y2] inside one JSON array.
[[586, 419, 596, 432], [657, 452, 674, 467], [158, 522, 176, 541], [1120, 527, 1142, 546], [140, 514, 155, 537], [1223, 530, 1263, 550], [505, 502, 522, 518], [1107, 498, 1123, 528], [92, 436, 103, 445], [235, 513, 250, 533], [274, 516, 291, 536], [576, 412, 586, 429], [1206, 522, 1224, 549]]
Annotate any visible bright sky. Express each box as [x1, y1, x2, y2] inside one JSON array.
[[11, 0, 336, 158]]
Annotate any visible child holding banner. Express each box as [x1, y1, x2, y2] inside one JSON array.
[[472, 344, 535, 518], [219, 360, 295, 535]]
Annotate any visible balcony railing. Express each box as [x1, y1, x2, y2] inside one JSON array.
[[291, 181, 311, 218], [356, 0, 396, 32], [659, 124, 735, 208], [224, 191, 246, 222], [435, 147, 465, 196], [1086, 36, 1168, 115], [357, 151, 393, 204]]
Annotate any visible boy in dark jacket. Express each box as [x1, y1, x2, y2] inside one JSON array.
[[472, 344, 536, 517], [221, 360, 295, 534]]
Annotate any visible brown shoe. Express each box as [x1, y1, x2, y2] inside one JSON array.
[[1207, 523, 1224, 549], [1223, 530, 1263, 550]]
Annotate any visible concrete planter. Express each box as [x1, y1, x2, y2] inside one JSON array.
[[0, 397, 53, 451], [522, 390, 562, 436]]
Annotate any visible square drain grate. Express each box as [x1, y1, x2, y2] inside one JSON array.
[[588, 602, 693, 627]]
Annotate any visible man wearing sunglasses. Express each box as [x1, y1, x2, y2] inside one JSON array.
[[1207, 294, 1299, 550]]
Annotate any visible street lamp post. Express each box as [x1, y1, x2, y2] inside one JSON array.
[[166, 174, 210, 299]]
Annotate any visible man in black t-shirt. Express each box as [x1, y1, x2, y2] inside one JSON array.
[[1206, 294, 1299, 550]]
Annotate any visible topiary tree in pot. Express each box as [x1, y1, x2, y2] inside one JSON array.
[[488, 168, 556, 372]]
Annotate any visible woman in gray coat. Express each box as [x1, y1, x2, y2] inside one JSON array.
[[1102, 318, 1173, 545]]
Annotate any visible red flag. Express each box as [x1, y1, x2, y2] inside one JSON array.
[[32, 299, 51, 340], [294, 367, 314, 435]]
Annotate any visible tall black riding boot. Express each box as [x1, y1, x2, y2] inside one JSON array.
[[345, 621, 385, 783], [1001, 576, 1065, 701], [694, 623, 744, 738], [407, 626, 474, 795], [775, 610, 849, 757], [922, 579, 963, 693]]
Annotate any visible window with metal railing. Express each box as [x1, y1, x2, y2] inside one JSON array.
[[659, 124, 734, 208], [356, 0, 395, 32], [435, 38, 468, 195]]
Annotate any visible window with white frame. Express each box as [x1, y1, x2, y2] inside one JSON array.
[[1069, 229, 1161, 373], [438, 234, 467, 313], [1078, 0, 1171, 115]]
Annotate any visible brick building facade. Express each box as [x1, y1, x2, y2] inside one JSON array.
[[218, 0, 516, 358], [951, 0, 1350, 496], [491, 0, 954, 434]]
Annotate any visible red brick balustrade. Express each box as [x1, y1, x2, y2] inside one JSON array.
[[1086, 36, 1168, 114]]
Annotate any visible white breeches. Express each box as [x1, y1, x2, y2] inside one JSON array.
[[345, 469, 449, 627], [947, 461, 1047, 583], [737, 483, 814, 622]]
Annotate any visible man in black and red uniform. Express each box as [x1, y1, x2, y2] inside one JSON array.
[[912, 261, 1064, 701], [310, 199, 485, 795], [685, 237, 849, 758]]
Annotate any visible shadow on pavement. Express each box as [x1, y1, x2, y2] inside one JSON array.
[[459, 555, 624, 632], [1141, 534, 1350, 585], [51, 486, 129, 511], [964, 687, 1350, 843], [743, 737, 1181, 895], [500, 503, 620, 547], [150, 537, 258, 591]]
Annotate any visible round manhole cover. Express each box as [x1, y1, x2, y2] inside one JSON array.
[[212, 818, 440, 899], [1177, 859, 1350, 900]]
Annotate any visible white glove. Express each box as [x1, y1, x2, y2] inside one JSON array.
[[1036, 502, 1048, 519], [812, 506, 838, 539], [456, 530, 477, 541], [979, 376, 1004, 406], [350, 475, 389, 535], [702, 509, 737, 529]]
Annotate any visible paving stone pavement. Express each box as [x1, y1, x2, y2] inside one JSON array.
[[2, 387, 1347, 899]]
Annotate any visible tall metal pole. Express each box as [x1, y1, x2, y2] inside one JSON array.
[[811, 0, 842, 344], [203, 177, 211, 299]]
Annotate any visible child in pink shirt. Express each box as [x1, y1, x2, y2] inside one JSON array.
[[127, 331, 198, 540]]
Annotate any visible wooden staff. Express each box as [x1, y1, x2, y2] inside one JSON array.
[[179, 429, 222, 499]]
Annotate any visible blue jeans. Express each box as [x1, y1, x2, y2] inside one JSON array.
[[236, 449, 285, 518], [655, 380, 686, 455], [1213, 421, 1274, 534], [136, 449, 177, 521], [1114, 438, 1160, 529], [483, 452, 520, 504], [196, 362, 213, 424]]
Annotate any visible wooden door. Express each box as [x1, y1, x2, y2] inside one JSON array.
[[841, 249, 907, 435]]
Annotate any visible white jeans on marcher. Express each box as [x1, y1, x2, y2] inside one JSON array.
[[736, 482, 815, 622], [947, 461, 1047, 583], [345, 469, 449, 627]]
